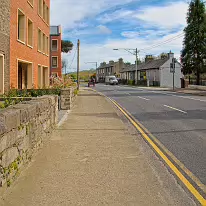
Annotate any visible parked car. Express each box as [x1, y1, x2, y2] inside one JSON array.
[[105, 76, 118, 85]]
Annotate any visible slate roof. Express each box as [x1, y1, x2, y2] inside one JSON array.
[[120, 58, 169, 72]]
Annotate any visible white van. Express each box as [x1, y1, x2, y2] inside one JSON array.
[[105, 76, 118, 85]]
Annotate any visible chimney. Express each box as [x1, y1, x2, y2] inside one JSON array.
[[168, 51, 174, 59], [109, 60, 114, 65], [145, 55, 154, 62]]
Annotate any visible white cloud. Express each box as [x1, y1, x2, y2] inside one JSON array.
[[64, 31, 184, 72], [51, 0, 134, 31], [97, 25, 112, 34], [135, 2, 188, 29], [51, 0, 188, 71], [97, 9, 134, 23]]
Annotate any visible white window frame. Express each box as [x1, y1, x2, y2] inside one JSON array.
[[27, 18, 33, 48], [52, 72, 58, 77], [52, 56, 58, 68], [51, 39, 58, 51], [17, 8, 26, 44], [27, 0, 34, 7]]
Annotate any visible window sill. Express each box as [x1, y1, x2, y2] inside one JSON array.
[[38, 14, 49, 26], [17, 39, 26, 45], [52, 67, 58, 69], [27, 1, 34, 8], [38, 50, 49, 57], [27, 44, 33, 49]]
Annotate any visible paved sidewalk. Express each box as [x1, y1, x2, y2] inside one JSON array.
[[174, 88, 206, 96], [0, 89, 195, 206]]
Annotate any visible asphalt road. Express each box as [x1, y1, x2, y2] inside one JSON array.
[[94, 84, 206, 199]]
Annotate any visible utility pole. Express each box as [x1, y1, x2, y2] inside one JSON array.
[[113, 48, 139, 84], [170, 58, 176, 91], [77, 39, 80, 90], [135, 48, 138, 85]]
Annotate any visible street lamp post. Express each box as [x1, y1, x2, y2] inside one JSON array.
[[113, 48, 139, 84]]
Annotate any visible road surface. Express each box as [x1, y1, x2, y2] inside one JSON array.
[[94, 84, 206, 202]]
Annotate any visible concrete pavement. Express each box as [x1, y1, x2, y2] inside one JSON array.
[[0, 88, 195, 206]]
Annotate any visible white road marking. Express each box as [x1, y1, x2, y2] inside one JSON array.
[[137, 96, 150, 101], [151, 90, 206, 102], [164, 105, 187, 114], [171, 94, 206, 102]]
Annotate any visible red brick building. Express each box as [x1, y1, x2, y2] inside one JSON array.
[[10, 0, 50, 89], [50, 25, 62, 77]]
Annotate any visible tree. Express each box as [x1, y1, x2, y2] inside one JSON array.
[[181, 0, 206, 85], [61, 40, 73, 53], [158, 52, 168, 59]]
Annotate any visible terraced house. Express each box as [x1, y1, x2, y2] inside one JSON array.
[[10, 0, 50, 89], [0, 0, 10, 94]]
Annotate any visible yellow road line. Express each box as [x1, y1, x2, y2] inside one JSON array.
[[109, 98, 206, 206], [132, 117, 206, 194]]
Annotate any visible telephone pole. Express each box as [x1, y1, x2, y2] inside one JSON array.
[[113, 48, 139, 84], [77, 39, 80, 90]]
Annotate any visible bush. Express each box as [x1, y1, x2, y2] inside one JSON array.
[[128, 80, 135, 85]]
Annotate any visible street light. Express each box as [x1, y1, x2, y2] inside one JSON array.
[[113, 48, 139, 84]]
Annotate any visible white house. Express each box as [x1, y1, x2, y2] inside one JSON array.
[[120, 52, 183, 88]]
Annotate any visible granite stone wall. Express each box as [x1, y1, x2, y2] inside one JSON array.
[[0, 95, 58, 189]]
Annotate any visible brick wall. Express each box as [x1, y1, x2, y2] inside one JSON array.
[[0, 0, 10, 93], [0, 95, 58, 189], [10, 0, 50, 88], [50, 35, 62, 77]]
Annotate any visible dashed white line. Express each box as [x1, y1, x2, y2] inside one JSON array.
[[164, 105, 187, 114], [137, 96, 150, 101]]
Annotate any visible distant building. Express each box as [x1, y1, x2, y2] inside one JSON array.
[[0, 0, 10, 94], [50, 25, 62, 77], [120, 52, 183, 88], [96, 58, 125, 82], [10, 0, 50, 89]]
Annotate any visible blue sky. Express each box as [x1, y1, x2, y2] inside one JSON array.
[[51, 0, 189, 71]]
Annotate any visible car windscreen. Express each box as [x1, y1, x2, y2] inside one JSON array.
[[109, 77, 116, 80]]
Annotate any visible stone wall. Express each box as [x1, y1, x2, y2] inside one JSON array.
[[60, 87, 77, 110], [0, 95, 58, 189], [0, 0, 10, 93]]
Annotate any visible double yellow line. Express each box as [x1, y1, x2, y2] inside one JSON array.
[[99, 91, 206, 205]]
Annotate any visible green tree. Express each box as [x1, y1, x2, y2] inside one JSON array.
[[181, 0, 206, 85], [159, 52, 168, 59], [61, 40, 73, 53]]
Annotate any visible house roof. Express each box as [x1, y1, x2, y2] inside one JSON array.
[[120, 58, 169, 72]]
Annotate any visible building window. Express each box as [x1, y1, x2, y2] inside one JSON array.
[[52, 57, 58, 68], [38, 29, 42, 51], [43, 33, 45, 53], [52, 39, 58, 51], [46, 37, 49, 55], [0, 54, 4, 94], [46, 6, 49, 24], [43, 1, 46, 20], [43, 67, 49, 87], [38, 0, 43, 17], [27, 0, 34, 7], [38, 65, 42, 88], [18, 9, 26, 42], [27, 19, 33, 47], [52, 72, 58, 78]]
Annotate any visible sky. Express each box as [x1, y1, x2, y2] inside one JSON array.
[[50, 0, 190, 72]]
